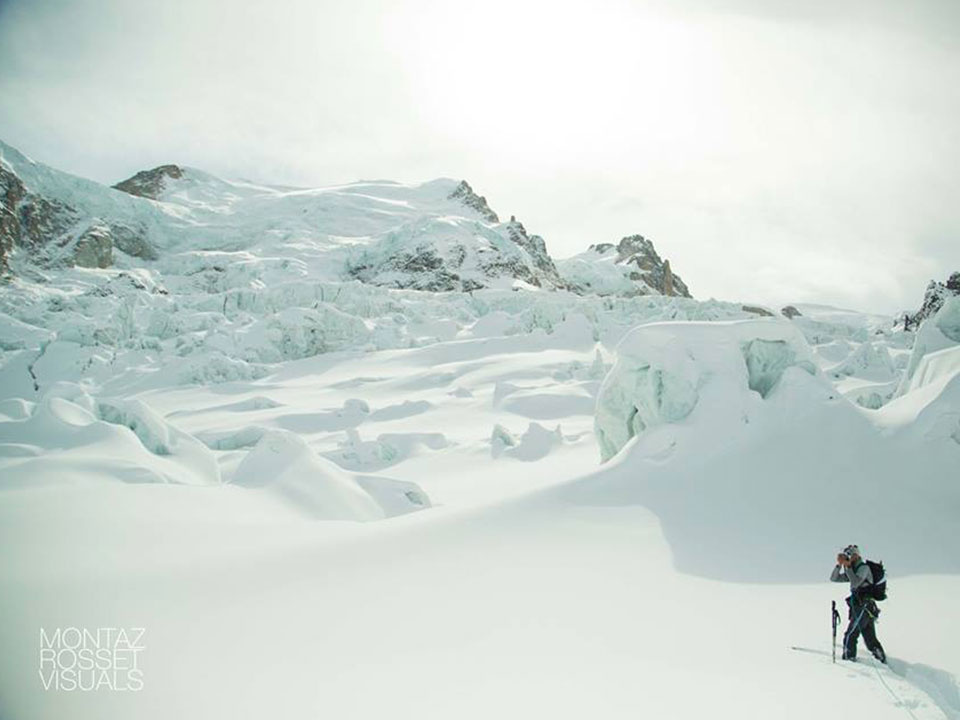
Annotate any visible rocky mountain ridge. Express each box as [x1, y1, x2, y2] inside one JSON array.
[[1, 139, 688, 299], [902, 271, 960, 330], [446, 180, 499, 224], [0, 156, 157, 273]]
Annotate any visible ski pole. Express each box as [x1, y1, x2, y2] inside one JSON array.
[[831, 600, 839, 663]]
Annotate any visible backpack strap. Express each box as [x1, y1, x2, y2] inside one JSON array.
[[851, 560, 874, 593]]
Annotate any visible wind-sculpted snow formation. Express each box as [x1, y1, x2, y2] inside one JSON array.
[[576, 313, 960, 586], [231, 429, 428, 520], [898, 297, 960, 394], [881, 297, 960, 448], [788, 303, 915, 409], [0, 381, 221, 487], [594, 319, 818, 461]]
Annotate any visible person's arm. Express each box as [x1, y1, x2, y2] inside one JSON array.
[[830, 553, 849, 582]]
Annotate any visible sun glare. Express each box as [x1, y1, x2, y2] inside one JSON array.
[[386, 0, 721, 166]]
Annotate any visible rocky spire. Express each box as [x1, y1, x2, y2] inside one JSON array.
[[902, 271, 960, 330], [609, 234, 690, 297], [503, 216, 563, 288], [560, 233, 691, 298], [447, 180, 499, 224]]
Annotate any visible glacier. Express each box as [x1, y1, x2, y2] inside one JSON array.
[[1, 139, 959, 720]]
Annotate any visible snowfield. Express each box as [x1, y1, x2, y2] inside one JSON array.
[[1, 144, 959, 719]]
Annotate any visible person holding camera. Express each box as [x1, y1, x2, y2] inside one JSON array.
[[830, 544, 886, 663]]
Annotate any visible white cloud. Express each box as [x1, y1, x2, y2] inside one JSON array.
[[0, 0, 957, 313]]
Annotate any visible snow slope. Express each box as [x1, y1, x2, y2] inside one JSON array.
[[2, 300, 959, 720], [1, 141, 958, 720]]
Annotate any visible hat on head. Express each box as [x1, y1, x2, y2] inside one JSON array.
[[843, 544, 861, 558]]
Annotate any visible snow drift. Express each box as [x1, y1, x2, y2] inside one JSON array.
[[231, 429, 429, 520], [0, 383, 220, 487]]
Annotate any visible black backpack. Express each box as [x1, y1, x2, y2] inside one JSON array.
[[859, 560, 887, 601]]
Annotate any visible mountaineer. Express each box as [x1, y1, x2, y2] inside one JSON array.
[[830, 544, 887, 663]]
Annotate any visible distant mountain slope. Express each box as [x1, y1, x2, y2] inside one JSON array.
[[105, 162, 567, 291], [2, 139, 690, 298], [0, 141, 161, 271], [2, 142, 570, 291]]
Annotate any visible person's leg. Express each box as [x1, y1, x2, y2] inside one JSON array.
[[843, 603, 871, 659], [842, 611, 862, 660], [861, 617, 886, 663]]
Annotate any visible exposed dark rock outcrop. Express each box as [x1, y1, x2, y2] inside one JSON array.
[[346, 242, 467, 292], [563, 234, 691, 298], [0, 164, 24, 272], [345, 185, 564, 293], [503, 216, 563, 289], [113, 165, 184, 200], [345, 229, 562, 293], [1, 163, 156, 271], [70, 223, 114, 268], [781, 305, 802, 319], [902, 272, 960, 330], [742, 305, 775, 317], [612, 235, 690, 297], [447, 180, 499, 224], [1, 164, 81, 272]]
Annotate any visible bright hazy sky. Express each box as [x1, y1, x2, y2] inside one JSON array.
[[1, 0, 958, 314]]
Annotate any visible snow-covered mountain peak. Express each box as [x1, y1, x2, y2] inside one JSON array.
[[598, 234, 655, 261], [113, 164, 185, 199], [557, 233, 691, 298], [598, 233, 689, 297], [446, 179, 500, 224]]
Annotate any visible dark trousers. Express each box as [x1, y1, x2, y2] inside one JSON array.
[[842, 599, 884, 660]]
